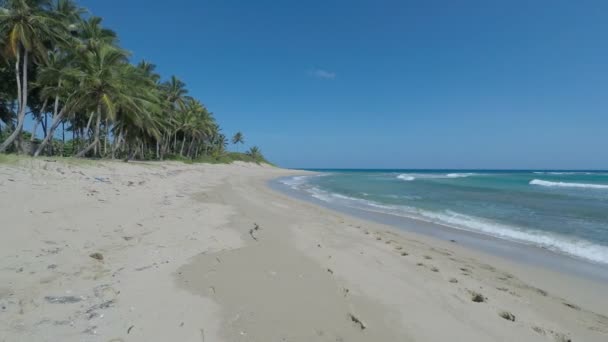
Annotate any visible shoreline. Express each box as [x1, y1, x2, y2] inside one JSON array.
[[2, 160, 607, 341], [270, 175, 608, 284]]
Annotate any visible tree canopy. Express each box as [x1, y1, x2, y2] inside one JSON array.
[[0, 0, 267, 163]]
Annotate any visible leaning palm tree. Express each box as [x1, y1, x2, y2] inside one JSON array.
[[32, 50, 79, 156], [0, 0, 67, 152], [231, 131, 244, 152]]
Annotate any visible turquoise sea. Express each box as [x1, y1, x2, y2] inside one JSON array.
[[280, 170, 608, 265]]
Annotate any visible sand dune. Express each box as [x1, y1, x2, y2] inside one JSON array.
[[1, 159, 607, 341]]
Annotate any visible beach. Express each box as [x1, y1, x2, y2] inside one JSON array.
[[1, 159, 607, 341]]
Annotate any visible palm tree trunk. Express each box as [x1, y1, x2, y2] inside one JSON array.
[[76, 110, 101, 158], [61, 121, 65, 156], [187, 137, 195, 158], [34, 107, 67, 157], [111, 131, 122, 159], [42, 112, 48, 138], [180, 137, 186, 156], [30, 119, 40, 142], [84, 112, 94, 139], [0, 50, 28, 152], [30, 99, 48, 142], [103, 118, 109, 156]]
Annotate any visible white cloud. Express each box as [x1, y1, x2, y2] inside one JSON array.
[[310, 68, 336, 80]]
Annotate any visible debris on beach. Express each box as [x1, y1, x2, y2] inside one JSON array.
[[89, 252, 104, 261], [471, 292, 486, 303], [562, 302, 580, 311], [348, 313, 366, 330], [45, 296, 82, 304], [86, 300, 115, 319], [94, 177, 111, 183], [499, 311, 516, 321], [249, 223, 261, 241]]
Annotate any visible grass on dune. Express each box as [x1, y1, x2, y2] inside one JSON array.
[[0, 152, 273, 167], [168, 152, 274, 166]]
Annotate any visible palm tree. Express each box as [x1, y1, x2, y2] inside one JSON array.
[[246, 146, 263, 160], [76, 16, 117, 52], [161, 75, 190, 110], [69, 44, 132, 157], [0, 0, 266, 163], [111, 66, 162, 161], [0, 0, 67, 152], [32, 49, 77, 156], [231, 131, 244, 152]]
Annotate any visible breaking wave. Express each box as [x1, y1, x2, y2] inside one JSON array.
[[530, 179, 608, 190]]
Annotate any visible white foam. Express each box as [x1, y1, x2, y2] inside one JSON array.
[[279, 173, 608, 264], [396, 173, 478, 180], [533, 172, 595, 175], [397, 174, 415, 181], [446, 173, 475, 178], [416, 210, 608, 264], [530, 179, 608, 190], [300, 184, 608, 264]]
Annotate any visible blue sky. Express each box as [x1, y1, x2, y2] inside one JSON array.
[[78, 0, 608, 169]]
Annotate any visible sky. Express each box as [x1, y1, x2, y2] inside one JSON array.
[[77, 0, 608, 169]]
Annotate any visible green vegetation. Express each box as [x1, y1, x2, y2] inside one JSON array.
[[231, 131, 244, 152], [0, 0, 268, 165]]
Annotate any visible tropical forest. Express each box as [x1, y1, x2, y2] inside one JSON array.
[[0, 0, 266, 163]]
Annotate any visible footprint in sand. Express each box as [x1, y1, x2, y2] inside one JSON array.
[[498, 311, 515, 321], [470, 291, 486, 303]]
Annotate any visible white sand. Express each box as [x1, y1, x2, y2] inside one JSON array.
[[1, 159, 607, 341]]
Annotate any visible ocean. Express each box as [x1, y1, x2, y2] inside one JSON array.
[[279, 170, 608, 265]]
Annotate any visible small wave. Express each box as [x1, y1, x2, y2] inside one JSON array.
[[446, 173, 475, 178], [533, 171, 595, 175], [530, 179, 608, 190], [299, 186, 608, 264], [308, 187, 396, 210], [397, 174, 415, 181], [397, 173, 478, 180], [418, 210, 608, 264], [279, 175, 310, 188]]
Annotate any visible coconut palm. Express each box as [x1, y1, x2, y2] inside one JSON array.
[[246, 146, 263, 160], [76, 16, 116, 52], [68, 44, 132, 157], [162, 75, 190, 110], [32, 49, 77, 155], [232, 131, 244, 152], [0, 0, 68, 152], [0, 0, 268, 163]]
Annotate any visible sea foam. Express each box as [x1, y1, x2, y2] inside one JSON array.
[[397, 174, 415, 181], [530, 179, 608, 189], [278, 173, 608, 265], [446, 173, 475, 178]]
